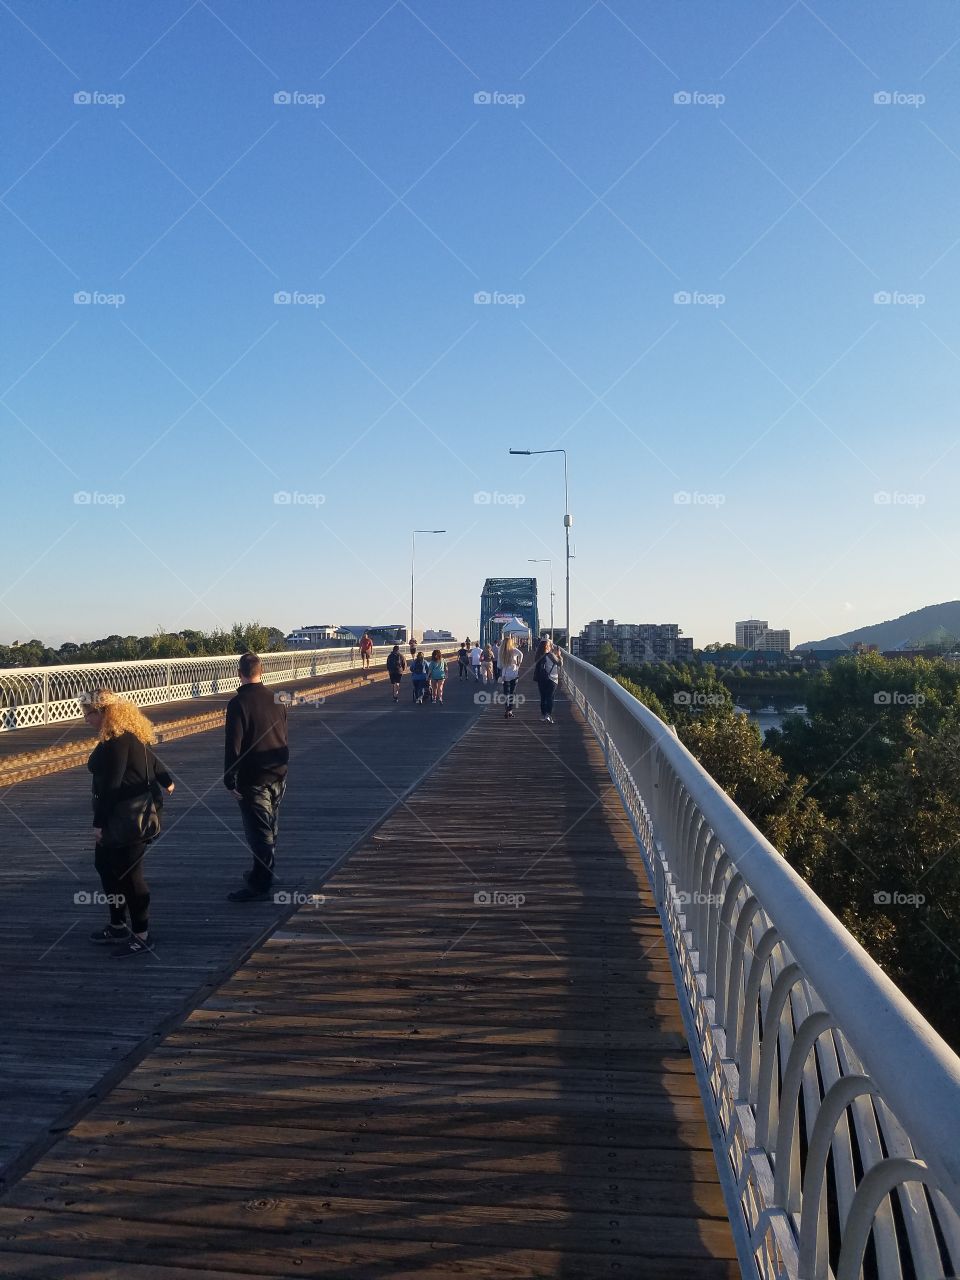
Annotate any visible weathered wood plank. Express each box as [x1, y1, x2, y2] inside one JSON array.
[[0, 677, 739, 1276], [0, 679, 482, 1183]]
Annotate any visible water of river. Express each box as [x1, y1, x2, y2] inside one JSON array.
[[735, 706, 808, 738]]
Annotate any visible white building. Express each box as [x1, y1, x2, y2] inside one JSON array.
[[285, 624, 351, 648], [734, 620, 791, 654], [578, 619, 694, 663], [759, 629, 791, 654], [736, 619, 769, 649], [422, 629, 455, 642]]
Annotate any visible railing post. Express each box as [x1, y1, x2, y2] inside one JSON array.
[[42, 671, 49, 725]]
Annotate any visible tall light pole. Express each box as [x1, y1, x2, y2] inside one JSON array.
[[510, 447, 572, 648], [528, 558, 554, 642], [410, 529, 445, 643]]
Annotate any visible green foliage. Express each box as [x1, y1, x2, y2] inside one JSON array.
[[0, 624, 289, 667], [615, 677, 672, 723], [768, 653, 960, 813], [676, 710, 829, 880], [594, 642, 620, 674], [610, 650, 960, 1048], [806, 709, 960, 1045], [614, 660, 733, 722]]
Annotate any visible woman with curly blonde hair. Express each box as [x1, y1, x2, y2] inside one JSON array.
[[81, 688, 174, 957]]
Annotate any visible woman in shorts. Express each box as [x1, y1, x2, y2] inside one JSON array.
[[428, 650, 447, 704]]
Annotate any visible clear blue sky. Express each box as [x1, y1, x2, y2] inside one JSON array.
[[3, 0, 960, 648]]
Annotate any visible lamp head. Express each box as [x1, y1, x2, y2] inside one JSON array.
[[509, 449, 531, 455]]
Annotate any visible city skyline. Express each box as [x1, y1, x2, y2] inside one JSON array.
[[5, 3, 960, 649]]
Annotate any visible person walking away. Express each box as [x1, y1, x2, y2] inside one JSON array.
[[469, 641, 483, 681], [408, 636, 417, 660], [499, 634, 523, 719], [386, 644, 406, 703], [457, 643, 469, 680], [359, 631, 374, 673], [533, 638, 562, 723], [411, 650, 429, 704], [82, 688, 175, 957], [428, 649, 447, 704], [224, 652, 289, 902], [481, 643, 495, 684]]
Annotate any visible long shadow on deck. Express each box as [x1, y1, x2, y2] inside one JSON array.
[[0, 675, 739, 1278]]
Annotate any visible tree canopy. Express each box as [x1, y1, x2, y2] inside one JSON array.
[[0, 623, 289, 668], [590, 650, 960, 1049]]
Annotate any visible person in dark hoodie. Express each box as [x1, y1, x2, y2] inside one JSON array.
[[386, 643, 406, 703], [83, 688, 175, 957], [224, 652, 289, 902]]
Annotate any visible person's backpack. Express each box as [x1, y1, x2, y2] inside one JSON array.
[[412, 656, 426, 676]]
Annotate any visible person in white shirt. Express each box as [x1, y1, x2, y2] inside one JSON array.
[[469, 643, 483, 681], [499, 634, 523, 719]]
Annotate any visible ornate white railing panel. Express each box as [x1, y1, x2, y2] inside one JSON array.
[[0, 647, 392, 731], [564, 655, 960, 1280]]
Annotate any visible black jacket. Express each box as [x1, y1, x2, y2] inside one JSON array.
[[386, 651, 406, 676], [88, 732, 172, 829], [224, 682, 289, 791]]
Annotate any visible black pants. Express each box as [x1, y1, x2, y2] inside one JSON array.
[[503, 678, 518, 713], [538, 677, 557, 716], [458, 662, 468, 680], [240, 779, 286, 891], [95, 841, 150, 933]]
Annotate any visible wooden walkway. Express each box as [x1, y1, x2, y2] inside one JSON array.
[[0, 675, 480, 1185], [0, 676, 740, 1278]]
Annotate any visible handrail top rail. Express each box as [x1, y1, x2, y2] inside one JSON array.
[[567, 653, 960, 1194], [0, 645, 398, 678]]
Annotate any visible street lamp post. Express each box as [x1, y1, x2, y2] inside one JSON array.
[[410, 529, 445, 644], [528, 558, 554, 642], [510, 448, 572, 648]]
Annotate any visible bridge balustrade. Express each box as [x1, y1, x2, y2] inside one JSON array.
[[0, 646, 392, 731], [565, 654, 960, 1280]]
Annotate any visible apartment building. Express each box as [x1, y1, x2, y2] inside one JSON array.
[[578, 619, 694, 663]]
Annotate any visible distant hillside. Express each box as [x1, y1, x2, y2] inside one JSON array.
[[798, 601, 960, 652]]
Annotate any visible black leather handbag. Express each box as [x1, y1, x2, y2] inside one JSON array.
[[104, 742, 163, 846]]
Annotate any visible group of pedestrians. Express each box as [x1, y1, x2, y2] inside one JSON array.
[[82, 651, 289, 957], [417, 633, 563, 722], [386, 644, 447, 704], [81, 636, 564, 956], [495, 633, 563, 722]]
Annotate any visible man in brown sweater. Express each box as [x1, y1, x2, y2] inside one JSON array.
[[223, 652, 289, 902]]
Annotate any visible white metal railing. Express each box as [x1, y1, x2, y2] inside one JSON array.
[[0, 647, 395, 731], [564, 654, 960, 1280]]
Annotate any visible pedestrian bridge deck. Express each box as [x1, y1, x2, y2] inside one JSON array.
[[0, 675, 738, 1278]]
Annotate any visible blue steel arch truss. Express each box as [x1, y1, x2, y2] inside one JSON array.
[[479, 578, 539, 646]]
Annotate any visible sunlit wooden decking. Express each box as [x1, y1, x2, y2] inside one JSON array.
[[0, 675, 739, 1278]]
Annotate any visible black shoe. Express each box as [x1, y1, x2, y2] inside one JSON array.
[[90, 924, 128, 944], [111, 932, 154, 958], [228, 885, 271, 902]]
